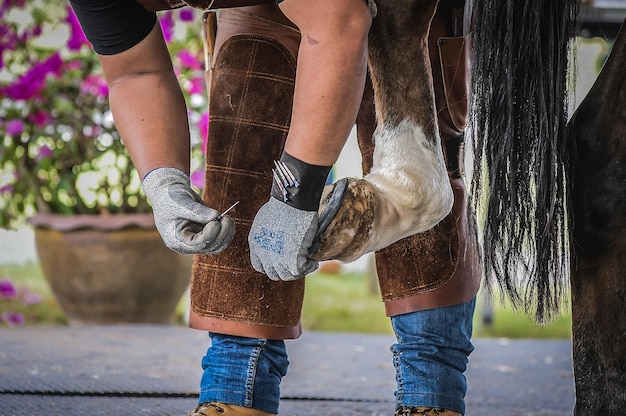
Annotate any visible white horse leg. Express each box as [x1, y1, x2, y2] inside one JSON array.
[[313, 0, 452, 262]]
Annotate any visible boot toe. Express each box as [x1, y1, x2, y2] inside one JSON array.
[[190, 402, 275, 416]]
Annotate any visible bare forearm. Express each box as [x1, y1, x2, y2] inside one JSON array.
[[97, 22, 190, 178], [284, 40, 368, 166], [108, 72, 190, 178], [279, 0, 371, 167]]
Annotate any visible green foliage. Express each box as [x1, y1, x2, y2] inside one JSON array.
[[0, 3, 207, 228], [0, 2, 148, 226]]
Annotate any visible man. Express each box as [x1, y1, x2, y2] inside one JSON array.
[[68, 1, 478, 415]]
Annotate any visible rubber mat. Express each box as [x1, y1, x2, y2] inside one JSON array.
[[0, 395, 397, 416], [0, 326, 397, 401], [0, 325, 575, 415], [1, 325, 205, 396]]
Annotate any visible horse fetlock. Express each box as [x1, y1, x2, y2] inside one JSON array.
[[312, 119, 452, 262], [312, 172, 453, 263], [366, 165, 453, 226]]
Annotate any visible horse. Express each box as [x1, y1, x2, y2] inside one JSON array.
[[567, 20, 626, 414], [311, 0, 626, 414]]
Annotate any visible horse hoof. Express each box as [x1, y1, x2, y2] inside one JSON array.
[[312, 177, 378, 262]]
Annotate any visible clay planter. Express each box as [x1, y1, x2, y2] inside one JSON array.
[[29, 213, 192, 325]]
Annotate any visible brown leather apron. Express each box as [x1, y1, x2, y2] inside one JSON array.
[[189, 2, 480, 339]]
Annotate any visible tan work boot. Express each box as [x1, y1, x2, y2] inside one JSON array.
[[394, 407, 462, 416], [190, 402, 276, 416]]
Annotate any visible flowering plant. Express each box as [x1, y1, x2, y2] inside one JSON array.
[[0, 277, 41, 326], [0, 1, 208, 228]]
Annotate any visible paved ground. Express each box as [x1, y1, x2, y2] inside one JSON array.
[[0, 325, 574, 416]]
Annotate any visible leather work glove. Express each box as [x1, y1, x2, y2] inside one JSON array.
[[249, 152, 332, 281], [142, 167, 235, 255]]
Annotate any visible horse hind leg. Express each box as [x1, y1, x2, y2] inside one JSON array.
[[569, 19, 626, 415], [313, 0, 452, 262]]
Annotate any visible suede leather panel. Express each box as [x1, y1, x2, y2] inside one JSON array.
[[429, 0, 470, 142], [378, 176, 481, 316], [190, 9, 305, 335]]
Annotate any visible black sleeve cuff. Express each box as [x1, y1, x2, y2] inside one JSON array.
[[270, 151, 332, 211], [69, 0, 157, 56]]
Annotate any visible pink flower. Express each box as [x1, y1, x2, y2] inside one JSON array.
[[66, 60, 81, 70], [190, 169, 205, 189], [19, 23, 42, 43], [1, 53, 63, 100], [30, 24, 42, 38], [28, 110, 50, 128], [159, 12, 174, 43], [80, 74, 109, 97], [1, 70, 45, 100], [187, 76, 205, 95], [21, 290, 42, 305], [179, 8, 194, 22], [42, 52, 63, 77], [83, 125, 103, 138], [0, 24, 18, 68], [198, 112, 209, 154], [1, 311, 25, 326], [5, 119, 24, 136], [0, 0, 25, 17], [178, 49, 201, 70], [65, 5, 89, 51], [36, 145, 53, 161], [0, 278, 17, 300]]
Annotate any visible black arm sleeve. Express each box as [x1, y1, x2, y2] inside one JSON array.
[[68, 0, 157, 55]]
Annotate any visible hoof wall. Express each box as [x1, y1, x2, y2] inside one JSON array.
[[312, 178, 377, 262]]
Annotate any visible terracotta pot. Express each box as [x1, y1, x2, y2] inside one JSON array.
[[28, 213, 192, 325]]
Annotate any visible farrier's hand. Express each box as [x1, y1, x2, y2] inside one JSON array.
[[249, 197, 319, 281], [142, 167, 235, 255], [248, 152, 332, 281]]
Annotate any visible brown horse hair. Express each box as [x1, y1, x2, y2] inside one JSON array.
[[469, 0, 579, 322]]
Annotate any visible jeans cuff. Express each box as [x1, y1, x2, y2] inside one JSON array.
[[399, 392, 465, 415]]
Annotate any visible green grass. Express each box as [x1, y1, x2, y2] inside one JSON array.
[[0, 261, 572, 339], [302, 270, 392, 334], [473, 295, 572, 339], [303, 269, 572, 339]]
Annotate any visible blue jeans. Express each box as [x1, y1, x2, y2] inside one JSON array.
[[391, 298, 476, 414], [199, 333, 289, 414], [199, 298, 475, 414]]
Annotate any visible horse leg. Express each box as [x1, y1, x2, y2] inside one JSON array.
[[569, 19, 626, 415], [313, 0, 452, 262]]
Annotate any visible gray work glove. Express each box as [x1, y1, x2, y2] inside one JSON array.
[[142, 167, 235, 255], [248, 197, 319, 281]]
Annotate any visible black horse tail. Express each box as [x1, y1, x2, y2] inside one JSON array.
[[469, 0, 579, 322]]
